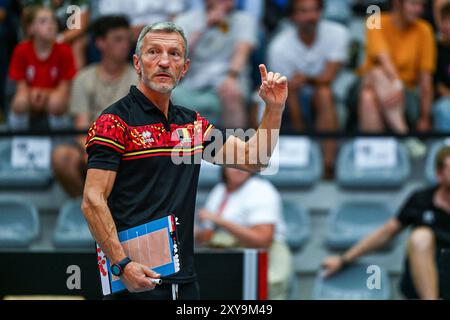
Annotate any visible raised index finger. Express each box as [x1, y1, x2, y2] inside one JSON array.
[[259, 64, 268, 81]]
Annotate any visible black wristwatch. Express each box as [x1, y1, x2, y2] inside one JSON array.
[[111, 257, 132, 277]]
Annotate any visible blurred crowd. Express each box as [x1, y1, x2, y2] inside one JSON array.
[[1, 0, 449, 300], [0, 0, 450, 176]]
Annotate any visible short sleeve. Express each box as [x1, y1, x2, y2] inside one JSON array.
[[8, 44, 26, 81], [396, 192, 420, 227], [419, 23, 436, 73], [59, 44, 77, 81], [326, 25, 350, 63], [85, 114, 128, 171]]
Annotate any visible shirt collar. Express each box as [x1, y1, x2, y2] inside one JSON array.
[[129, 85, 175, 118]]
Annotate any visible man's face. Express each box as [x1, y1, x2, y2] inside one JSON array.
[[31, 9, 57, 41], [97, 28, 131, 63], [133, 31, 190, 94], [437, 158, 450, 191], [441, 16, 450, 42], [224, 167, 251, 189], [205, 0, 235, 12], [400, 0, 425, 23], [291, 0, 321, 34]]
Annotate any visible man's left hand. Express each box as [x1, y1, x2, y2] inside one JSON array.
[[258, 64, 288, 110]]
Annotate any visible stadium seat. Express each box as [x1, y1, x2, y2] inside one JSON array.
[[425, 139, 450, 185], [336, 139, 410, 188], [0, 138, 53, 189], [313, 263, 391, 300], [53, 199, 94, 248], [326, 201, 394, 250], [264, 137, 323, 188], [198, 160, 221, 189], [283, 201, 311, 251], [0, 198, 40, 248]]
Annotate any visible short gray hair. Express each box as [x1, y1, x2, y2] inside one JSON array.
[[135, 22, 189, 59]]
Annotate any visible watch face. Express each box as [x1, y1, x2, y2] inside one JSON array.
[[111, 264, 122, 276]]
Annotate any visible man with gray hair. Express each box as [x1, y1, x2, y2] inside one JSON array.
[[81, 21, 288, 299]]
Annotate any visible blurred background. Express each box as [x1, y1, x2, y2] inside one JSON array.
[[0, 0, 450, 300]]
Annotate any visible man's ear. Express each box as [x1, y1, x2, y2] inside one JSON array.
[[133, 54, 141, 75], [181, 58, 191, 78]]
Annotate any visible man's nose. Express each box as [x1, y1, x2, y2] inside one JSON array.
[[159, 52, 170, 68]]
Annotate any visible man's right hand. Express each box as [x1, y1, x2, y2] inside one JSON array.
[[120, 261, 161, 293], [320, 256, 346, 278]]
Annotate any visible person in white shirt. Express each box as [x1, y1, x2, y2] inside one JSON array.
[[173, 0, 258, 128], [267, 0, 349, 178], [196, 167, 292, 299], [92, 0, 187, 40]]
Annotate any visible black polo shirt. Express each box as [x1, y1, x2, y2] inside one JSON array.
[[396, 186, 450, 298], [85, 85, 226, 284], [397, 186, 450, 249]]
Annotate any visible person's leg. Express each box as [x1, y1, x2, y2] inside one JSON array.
[[218, 79, 247, 129], [51, 144, 85, 197], [313, 85, 338, 175], [358, 85, 385, 132], [407, 227, 439, 300], [47, 91, 71, 130], [9, 85, 30, 130], [433, 97, 450, 132], [367, 67, 408, 133], [268, 241, 292, 300]]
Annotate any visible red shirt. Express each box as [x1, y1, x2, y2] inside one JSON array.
[[8, 40, 77, 88]]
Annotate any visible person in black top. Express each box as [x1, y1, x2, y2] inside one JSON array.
[[433, 2, 450, 132], [321, 146, 450, 299], [81, 21, 288, 300]]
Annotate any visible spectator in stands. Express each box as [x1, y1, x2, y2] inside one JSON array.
[[195, 167, 292, 299], [91, 0, 187, 42], [423, 0, 450, 32], [358, 0, 436, 134], [173, 0, 258, 128], [52, 0, 90, 69], [433, 2, 450, 132], [8, 5, 76, 130], [267, 0, 349, 177], [0, 0, 20, 122], [321, 146, 450, 300], [19, 1, 90, 69], [188, 0, 264, 21], [52, 15, 136, 198]]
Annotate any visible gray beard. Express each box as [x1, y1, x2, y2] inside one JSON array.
[[141, 69, 179, 94]]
